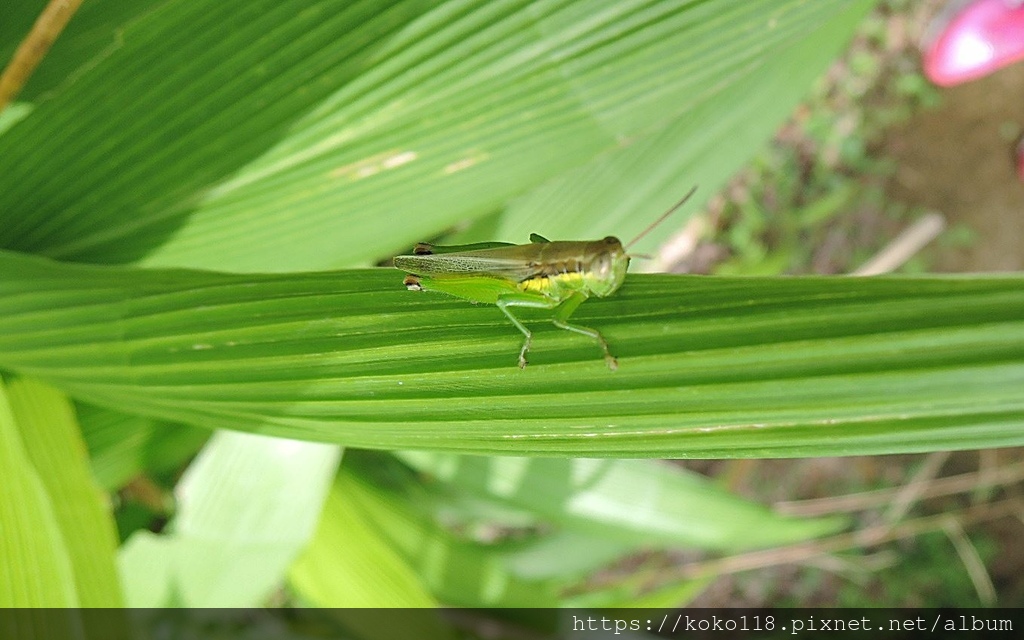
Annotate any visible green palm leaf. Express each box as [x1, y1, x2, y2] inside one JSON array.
[[3, 250, 1021, 456]]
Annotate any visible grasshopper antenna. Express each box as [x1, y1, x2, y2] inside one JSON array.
[[625, 186, 698, 251]]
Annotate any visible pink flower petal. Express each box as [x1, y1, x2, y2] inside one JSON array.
[[923, 0, 1024, 86]]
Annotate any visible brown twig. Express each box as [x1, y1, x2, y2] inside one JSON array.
[[942, 516, 996, 606], [852, 211, 946, 275], [775, 459, 1024, 517], [0, 0, 85, 112], [884, 451, 950, 525], [675, 498, 1022, 582]]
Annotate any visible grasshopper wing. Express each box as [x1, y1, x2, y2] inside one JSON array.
[[393, 252, 538, 281], [394, 242, 561, 281]]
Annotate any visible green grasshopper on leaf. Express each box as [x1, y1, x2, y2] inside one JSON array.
[[394, 187, 697, 369]]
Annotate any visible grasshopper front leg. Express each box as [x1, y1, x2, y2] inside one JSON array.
[[551, 291, 617, 370]]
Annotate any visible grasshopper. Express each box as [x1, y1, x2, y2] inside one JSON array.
[[394, 187, 697, 369]]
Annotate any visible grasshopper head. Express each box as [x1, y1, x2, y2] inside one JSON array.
[[586, 236, 629, 297]]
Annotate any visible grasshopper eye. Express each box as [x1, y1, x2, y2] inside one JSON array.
[[592, 252, 611, 278]]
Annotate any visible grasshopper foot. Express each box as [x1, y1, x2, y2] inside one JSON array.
[[517, 335, 532, 369]]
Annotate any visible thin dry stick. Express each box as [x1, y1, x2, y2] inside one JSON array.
[[884, 451, 950, 525], [676, 498, 1022, 582], [775, 459, 1024, 517], [0, 0, 85, 112], [852, 211, 946, 275], [976, 448, 1001, 503], [942, 516, 997, 606]]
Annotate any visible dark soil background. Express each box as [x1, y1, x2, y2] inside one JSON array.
[[886, 62, 1024, 272]]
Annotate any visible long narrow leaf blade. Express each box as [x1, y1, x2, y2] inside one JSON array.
[[2, 251, 1023, 457], [0, 378, 79, 606], [4, 378, 123, 607], [0, 0, 869, 271]]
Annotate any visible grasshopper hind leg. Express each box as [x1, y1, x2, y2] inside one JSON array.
[[552, 292, 618, 370], [496, 292, 618, 370]]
